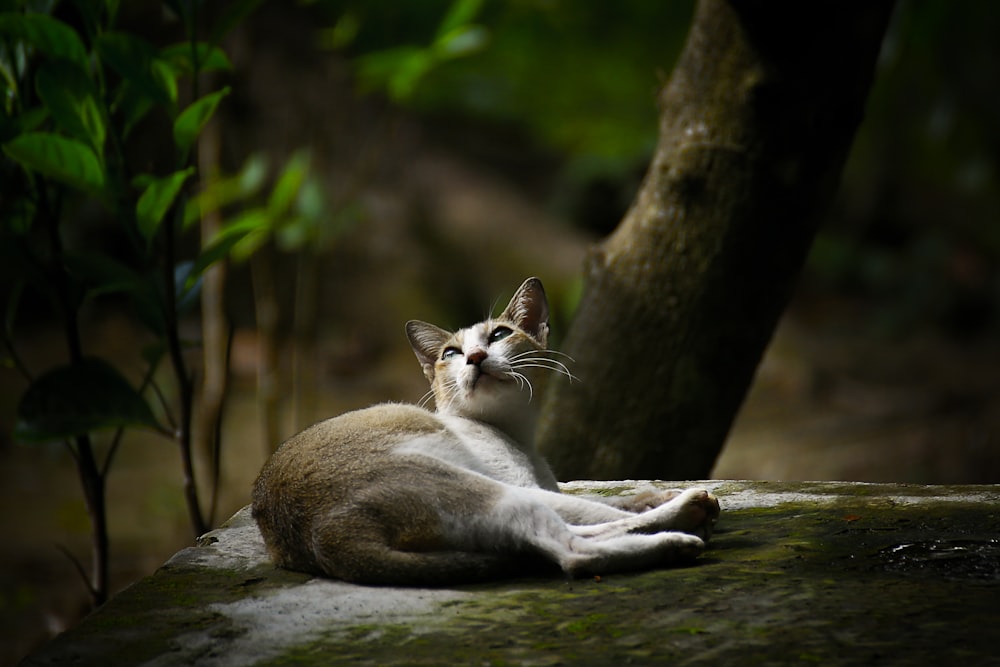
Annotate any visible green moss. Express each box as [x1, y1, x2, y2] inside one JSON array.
[[560, 612, 613, 638], [26, 483, 1000, 666], [562, 485, 635, 497]]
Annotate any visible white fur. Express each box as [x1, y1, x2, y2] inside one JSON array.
[[396, 411, 717, 573], [255, 277, 719, 584], [400, 278, 718, 576], [435, 482, 708, 576]]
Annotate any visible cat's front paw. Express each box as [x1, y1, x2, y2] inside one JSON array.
[[670, 488, 721, 541]]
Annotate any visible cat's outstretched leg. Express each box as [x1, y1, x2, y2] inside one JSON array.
[[558, 532, 705, 577], [569, 488, 720, 541], [486, 488, 705, 576], [603, 487, 683, 513], [520, 486, 720, 541], [308, 481, 705, 583]]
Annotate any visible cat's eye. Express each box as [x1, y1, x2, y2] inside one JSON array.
[[441, 347, 462, 361], [488, 326, 513, 344]]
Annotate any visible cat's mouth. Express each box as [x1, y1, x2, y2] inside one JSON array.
[[467, 366, 508, 391]]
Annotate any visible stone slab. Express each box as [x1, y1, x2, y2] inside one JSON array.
[[20, 481, 1000, 666]]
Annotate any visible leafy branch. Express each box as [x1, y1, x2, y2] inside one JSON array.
[[0, 0, 258, 607]]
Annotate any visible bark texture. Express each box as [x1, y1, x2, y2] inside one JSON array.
[[538, 0, 896, 480]]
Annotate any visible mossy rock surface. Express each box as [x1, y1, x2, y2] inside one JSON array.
[[22, 481, 1000, 666]]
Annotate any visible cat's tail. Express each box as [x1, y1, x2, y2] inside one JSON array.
[[268, 486, 537, 586], [313, 541, 523, 586], [305, 503, 532, 585]]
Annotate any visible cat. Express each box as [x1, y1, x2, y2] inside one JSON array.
[[251, 277, 720, 585]]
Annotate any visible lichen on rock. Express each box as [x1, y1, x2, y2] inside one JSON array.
[[21, 481, 1000, 667]]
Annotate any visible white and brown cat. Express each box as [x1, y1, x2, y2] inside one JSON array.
[[252, 277, 720, 585]]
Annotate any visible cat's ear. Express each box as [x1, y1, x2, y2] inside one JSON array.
[[500, 277, 549, 346], [405, 320, 451, 381]]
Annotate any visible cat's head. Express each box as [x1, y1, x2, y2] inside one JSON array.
[[406, 277, 553, 426]]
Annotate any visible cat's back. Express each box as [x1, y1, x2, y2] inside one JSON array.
[[253, 400, 551, 503], [260, 402, 444, 478]]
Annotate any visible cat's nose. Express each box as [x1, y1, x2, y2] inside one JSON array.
[[467, 349, 487, 366]]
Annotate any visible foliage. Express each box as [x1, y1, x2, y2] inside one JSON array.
[[191, 150, 339, 267], [319, 0, 1000, 336], [14, 357, 162, 443], [0, 0, 261, 606], [309, 0, 693, 211], [316, 1, 691, 163], [1, 0, 483, 609], [346, 0, 489, 103]]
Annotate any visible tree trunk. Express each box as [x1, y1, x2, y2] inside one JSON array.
[[538, 0, 896, 480]]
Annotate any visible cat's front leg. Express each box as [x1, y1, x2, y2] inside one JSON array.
[[570, 488, 720, 542], [603, 487, 684, 513], [521, 487, 640, 525]]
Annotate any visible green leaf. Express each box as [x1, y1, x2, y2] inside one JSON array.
[[356, 47, 432, 102], [113, 81, 155, 139], [173, 87, 229, 159], [135, 167, 193, 242], [14, 357, 161, 443], [276, 215, 308, 250], [63, 250, 148, 301], [238, 153, 269, 194], [1, 108, 47, 144], [267, 151, 308, 216], [35, 60, 106, 153], [60, 251, 164, 335], [434, 0, 484, 41], [182, 152, 269, 228], [97, 32, 177, 109], [318, 12, 360, 50], [105, 0, 121, 23], [296, 176, 325, 221], [3, 131, 105, 193], [68, 0, 106, 44], [229, 226, 268, 263], [0, 13, 88, 67], [433, 24, 488, 60], [192, 232, 243, 277], [208, 0, 265, 45], [194, 208, 268, 272], [17, 107, 50, 133], [160, 42, 232, 76], [0, 49, 18, 109]]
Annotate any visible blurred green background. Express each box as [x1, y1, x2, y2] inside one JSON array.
[[346, 0, 1000, 333]]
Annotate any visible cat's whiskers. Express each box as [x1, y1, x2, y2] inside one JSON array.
[[520, 348, 575, 361], [417, 388, 436, 410], [442, 373, 471, 414], [507, 353, 578, 384], [505, 370, 534, 401], [494, 348, 578, 403], [509, 349, 576, 367]]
